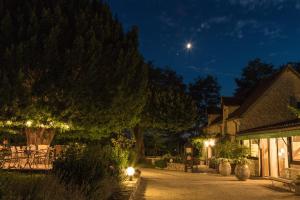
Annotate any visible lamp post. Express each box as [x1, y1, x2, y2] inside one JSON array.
[[185, 142, 193, 172], [204, 139, 215, 166]]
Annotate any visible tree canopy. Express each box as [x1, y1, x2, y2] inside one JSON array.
[[141, 67, 197, 132], [234, 58, 276, 99], [0, 0, 147, 136], [133, 66, 198, 160], [189, 75, 220, 126]]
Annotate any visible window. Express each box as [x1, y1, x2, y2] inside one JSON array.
[[250, 139, 259, 158], [292, 136, 300, 161], [243, 140, 250, 148]]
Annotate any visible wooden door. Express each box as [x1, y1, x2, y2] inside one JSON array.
[[260, 139, 270, 177]]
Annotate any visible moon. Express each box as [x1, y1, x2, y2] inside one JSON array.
[[186, 42, 192, 50]]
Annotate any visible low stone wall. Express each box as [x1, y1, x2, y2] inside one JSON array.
[[282, 166, 300, 180], [248, 159, 259, 176], [165, 163, 185, 171]]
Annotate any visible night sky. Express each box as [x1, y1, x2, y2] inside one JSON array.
[[106, 0, 300, 95]]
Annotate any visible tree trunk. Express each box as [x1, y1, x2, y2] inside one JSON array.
[[25, 128, 55, 145], [133, 124, 145, 162]]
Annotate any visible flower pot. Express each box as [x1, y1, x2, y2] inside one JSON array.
[[235, 164, 250, 181], [219, 160, 231, 176]]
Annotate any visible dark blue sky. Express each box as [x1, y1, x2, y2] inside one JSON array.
[[107, 0, 300, 95]]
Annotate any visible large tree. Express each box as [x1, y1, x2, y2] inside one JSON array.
[[189, 75, 221, 126], [134, 67, 197, 160], [234, 58, 276, 99], [0, 0, 147, 143]]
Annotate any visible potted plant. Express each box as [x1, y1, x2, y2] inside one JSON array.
[[234, 157, 250, 181], [218, 158, 231, 176], [294, 175, 300, 195]]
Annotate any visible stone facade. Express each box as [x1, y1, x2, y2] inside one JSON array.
[[204, 67, 300, 138], [248, 159, 259, 176], [203, 66, 300, 178]]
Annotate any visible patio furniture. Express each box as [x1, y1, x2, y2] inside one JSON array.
[[33, 145, 52, 169], [8, 146, 20, 169], [15, 146, 28, 169], [23, 145, 37, 169]]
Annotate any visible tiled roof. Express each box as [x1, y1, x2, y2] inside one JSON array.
[[228, 66, 300, 119], [210, 116, 222, 125], [207, 107, 221, 114], [238, 118, 300, 135], [221, 96, 242, 106]]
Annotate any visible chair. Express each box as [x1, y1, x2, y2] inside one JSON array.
[[16, 146, 28, 169], [23, 145, 37, 169], [9, 146, 19, 168], [0, 147, 11, 169], [34, 145, 50, 169]]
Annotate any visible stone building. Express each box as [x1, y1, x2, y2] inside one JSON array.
[[203, 66, 300, 178]]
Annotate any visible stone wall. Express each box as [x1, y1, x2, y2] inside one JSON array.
[[248, 159, 259, 176], [281, 166, 300, 180], [165, 163, 185, 171]]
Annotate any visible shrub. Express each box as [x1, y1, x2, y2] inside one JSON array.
[[162, 153, 172, 161], [0, 172, 84, 200], [209, 157, 220, 169], [234, 157, 250, 165], [215, 141, 249, 159], [154, 159, 167, 168], [53, 144, 123, 200]]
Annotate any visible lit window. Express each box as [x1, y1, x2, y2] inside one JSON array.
[[243, 140, 250, 148], [292, 136, 300, 161], [250, 139, 259, 158]]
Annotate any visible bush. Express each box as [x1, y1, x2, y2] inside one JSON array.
[[53, 144, 124, 200], [214, 141, 249, 159], [209, 157, 220, 169], [0, 172, 84, 200], [154, 159, 167, 168], [0, 143, 128, 200]]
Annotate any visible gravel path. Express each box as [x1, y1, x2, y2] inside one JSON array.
[[135, 168, 300, 200]]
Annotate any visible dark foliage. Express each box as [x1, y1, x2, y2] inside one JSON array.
[[234, 58, 276, 100], [0, 0, 147, 135], [189, 75, 221, 126]]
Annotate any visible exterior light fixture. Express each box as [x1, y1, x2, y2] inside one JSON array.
[[204, 139, 216, 166], [126, 167, 135, 181], [278, 148, 285, 157], [204, 139, 215, 147], [209, 139, 215, 147], [26, 120, 33, 127], [204, 141, 209, 147]]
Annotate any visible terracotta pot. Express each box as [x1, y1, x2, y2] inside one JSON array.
[[219, 161, 231, 176], [235, 164, 250, 181]]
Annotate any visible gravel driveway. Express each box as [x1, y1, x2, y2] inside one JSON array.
[[135, 168, 300, 200]]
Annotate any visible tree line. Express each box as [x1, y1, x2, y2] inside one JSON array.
[[0, 0, 299, 159]]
